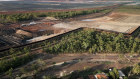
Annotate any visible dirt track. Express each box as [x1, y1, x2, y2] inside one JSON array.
[[37, 53, 139, 75]]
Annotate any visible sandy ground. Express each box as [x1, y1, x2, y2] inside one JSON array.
[[53, 12, 140, 34]]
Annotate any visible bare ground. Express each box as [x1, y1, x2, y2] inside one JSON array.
[[53, 12, 140, 34], [1, 53, 140, 79]]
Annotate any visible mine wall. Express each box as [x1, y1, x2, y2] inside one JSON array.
[[0, 27, 83, 54]]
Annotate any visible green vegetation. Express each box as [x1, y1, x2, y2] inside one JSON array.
[[132, 64, 140, 75], [0, 9, 111, 23], [0, 29, 139, 76], [121, 63, 140, 79], [109, 68, 119, 79], [0, 13, 36, 23], [0, 47, 31, 59], [45, 29, 140, 54], [115, 5, 140, 14], [0, 48, 37, 74]]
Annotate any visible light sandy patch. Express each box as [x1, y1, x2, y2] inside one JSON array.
[[53, 12, 140, 34]]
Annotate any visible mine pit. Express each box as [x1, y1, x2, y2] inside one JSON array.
[[0, 11, 140, 52], [53, 12, 140, 34]]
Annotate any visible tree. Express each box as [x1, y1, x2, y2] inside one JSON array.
[[131, 42, 137, 53], [105, 43, 112, 53], [82, 41, 90, 50], [45, 29, 140, 54], [115, 43, 121, 53]]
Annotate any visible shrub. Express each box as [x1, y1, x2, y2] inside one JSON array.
[[132, 64, 140, 75], [109, 71, 116, 79]]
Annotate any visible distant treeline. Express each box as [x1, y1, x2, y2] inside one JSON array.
[[0, 9, 111, 23], [45, 29, 140, 54]]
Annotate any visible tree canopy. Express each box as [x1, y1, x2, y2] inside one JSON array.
[[45, 29, 140, 54]]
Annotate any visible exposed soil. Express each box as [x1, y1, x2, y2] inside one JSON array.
[[21, 24, 64, 34], [0, 9, 111, 48], [1, 53, 139, 79], [34, 53, 139, 77], [53, 12, 140, 34]]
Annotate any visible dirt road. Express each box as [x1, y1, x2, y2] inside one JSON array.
[[6, 53, 139, 79]]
